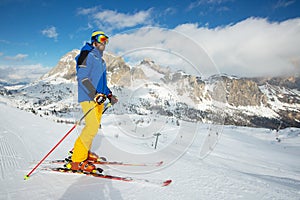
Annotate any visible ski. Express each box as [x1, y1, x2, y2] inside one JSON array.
[[41, 167, 172, 187], [40, 159, 164, 167]]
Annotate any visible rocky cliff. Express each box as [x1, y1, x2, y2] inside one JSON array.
[[2, 50, 299, 129]]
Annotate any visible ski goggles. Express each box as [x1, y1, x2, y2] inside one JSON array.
[[95, 34, 109, 45]]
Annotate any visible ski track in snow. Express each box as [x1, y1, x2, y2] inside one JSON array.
[[0, 103, 300, 200], [0, 126, 25, 180]]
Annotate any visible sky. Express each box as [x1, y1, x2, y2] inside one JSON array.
[[0, 0, 300, 82]]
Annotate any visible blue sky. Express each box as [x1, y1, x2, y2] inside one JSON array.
[[0, 0, 300, 81]]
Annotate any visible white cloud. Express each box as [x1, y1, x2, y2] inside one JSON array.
[[107, 27, 216, 76], [273, 0, 295, 9], [188, 0, 233, 11], [107, 17, 300, 78], [0, 64, 50, 84], [176, 17, 300, 77], [77, 6, 98, 15], [41, 26, 58, 40], [4, 53, 28, 61], [0, 39, 10, 44], [78, 8, 153, 31], [163, 7, 177, 15]]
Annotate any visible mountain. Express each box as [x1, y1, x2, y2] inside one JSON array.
[[1, 99, 300, 200], [41, 50, 78, 81], [1, 50, 299, 129]]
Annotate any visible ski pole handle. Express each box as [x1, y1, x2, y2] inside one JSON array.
[[102, 102, 112, 114]]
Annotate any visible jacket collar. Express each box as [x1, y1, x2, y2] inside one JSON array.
[[91, 46, 103, 58]]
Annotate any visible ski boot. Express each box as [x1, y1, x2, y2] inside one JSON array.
[[87, 151, 107, 162], [65, 160, 103, 174]]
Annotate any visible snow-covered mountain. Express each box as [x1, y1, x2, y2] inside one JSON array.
[[0, 99, 300, 200], [1, 50, 299, 129], [0, 51, 300, 200]]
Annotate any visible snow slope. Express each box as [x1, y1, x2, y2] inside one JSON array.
[[0, 103, 299, 200]]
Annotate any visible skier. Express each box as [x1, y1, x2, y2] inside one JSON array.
[[66, 31, 118, 173]]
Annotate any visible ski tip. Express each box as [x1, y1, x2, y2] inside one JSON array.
[[162, 179, 172, 186], [24, 175, 30, 180]]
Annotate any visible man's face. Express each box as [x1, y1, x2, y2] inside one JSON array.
[[95, 42, 106, 52]]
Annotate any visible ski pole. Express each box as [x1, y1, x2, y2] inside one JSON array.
[[102, 102, 112, 114], [24, 104, 97, 180]]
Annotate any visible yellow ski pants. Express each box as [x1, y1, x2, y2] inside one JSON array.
[[71, 101, 104, 162]]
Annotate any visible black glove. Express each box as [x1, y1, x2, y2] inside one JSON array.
[[94, 93, 106, 105], [107, 93, 118, 105]]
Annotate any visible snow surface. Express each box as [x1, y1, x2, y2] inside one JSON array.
[[0, 103, 300, 200]]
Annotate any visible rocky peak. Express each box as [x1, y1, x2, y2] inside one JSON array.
[[253, 76, 300, 90], [21, 49, 299, 129], [140, 58, 171, 75], [219, 77, 268, 107], [41, 49, 79, 81], [103, 53, 131, 86]]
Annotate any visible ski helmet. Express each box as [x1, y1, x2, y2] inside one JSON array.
[[91, 31, 109, 44]]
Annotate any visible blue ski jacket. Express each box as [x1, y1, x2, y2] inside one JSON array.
[[75, 43, 111, 103]]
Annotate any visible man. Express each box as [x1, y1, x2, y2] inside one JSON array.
[[66, 31, 118, 173]]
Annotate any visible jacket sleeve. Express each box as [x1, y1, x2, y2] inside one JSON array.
[[76, 58, 94, 99]]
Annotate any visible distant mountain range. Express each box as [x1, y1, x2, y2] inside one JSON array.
[[1, 49, 299, 129]]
